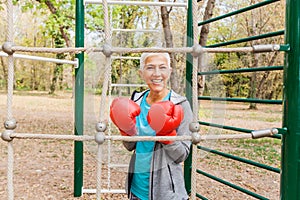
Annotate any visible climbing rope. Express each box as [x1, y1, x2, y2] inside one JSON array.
[[5, 0, 15, 200], [0, 130, 278, 142], [5, 44, 280, 54], [95, 0, 113, 198], [190, 0, 200, 199]]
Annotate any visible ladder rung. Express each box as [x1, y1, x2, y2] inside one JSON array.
[[112, 56, 140, 60], [108, 163, 128, 168], [83, 188, 126, 194], [84, 0, 188, 7], [112, 28, 160, 33], [111, 83, 147, 87]]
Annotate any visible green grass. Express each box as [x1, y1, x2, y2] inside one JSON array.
[[223, 138, 281, 167]]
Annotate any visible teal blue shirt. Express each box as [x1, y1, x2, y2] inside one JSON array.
[[131, 91, 170, 200]]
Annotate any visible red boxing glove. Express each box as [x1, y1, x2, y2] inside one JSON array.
[[147, 101, 184, 144], [110, 97, 141, 136]]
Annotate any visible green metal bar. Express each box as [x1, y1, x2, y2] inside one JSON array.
[[199, 96, 282, 104], [184, 0, 193, 195], [199, 121, 252, 133], [199, 65, 283, 75], [199, 121, 282, 139], [281, 0, 300, 198], [198, 0, 280, 26], [196, 169, 269, 200], [207, 30, 284, 48], [196, 193, 209, 200], [198, 146, 280, 173], [74, 0, 84, 197], [279, 44, 290, 52]]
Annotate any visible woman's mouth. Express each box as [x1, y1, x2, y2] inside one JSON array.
[[152, 79, 163, 83]]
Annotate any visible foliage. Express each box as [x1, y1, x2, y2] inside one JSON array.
[[202, 0, 285, 101]]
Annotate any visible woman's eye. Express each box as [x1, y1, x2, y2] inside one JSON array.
[[146, 67, 154, 70], [145, 65, 154, 70]]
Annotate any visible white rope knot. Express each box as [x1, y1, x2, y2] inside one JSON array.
[[191, 132, 201, 144], [189, 122, 200, 132], [1, 130, 14, 142], [4, 119, 17, 130], [95, 132, 106, 145], [191, 44, 203, 57], [2, 41, 15, 55], [189, 122, 201, 144], [102, 43, 112, 57], [95, 122, 107, 132], [95, 121, 107, 145]]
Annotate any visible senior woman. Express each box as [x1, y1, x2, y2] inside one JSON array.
[[110, 52, 193, 200]]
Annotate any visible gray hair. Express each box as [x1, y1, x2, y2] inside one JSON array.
[[140, 53, 171, 69]]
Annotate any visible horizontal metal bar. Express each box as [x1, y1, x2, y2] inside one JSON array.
[[111, 56, 140, 60], [108, 164, 128, 168], [197, 169, 269, 200], [199, 121, 252, 133], [84, 0, 188, 7], [198, 96, 282, 104], [112, 28, 160, 33], [0, 51, 78, 66], [201, 133, 252, 140], [198, 0, 280, 26], [199, 65, 283, 75], [207, 30, 284, 47], [196, 193, 209, 200], [199, 121, 282, 139], [198, 146, 280, 173], [111, 83, 147, 87], [82, 188, 126, 194]]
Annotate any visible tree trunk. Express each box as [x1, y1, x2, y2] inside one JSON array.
[[249, 53, 258, 110], [49, 64, 62, 94], [255, 51, 279, 99], [49, 37, 66, 94], [160, 1, 179, 92], [198, 0, 216, 96], [37, 0, 71, 94], [248, 2, 258, 110], [199, 0, 216, 46]]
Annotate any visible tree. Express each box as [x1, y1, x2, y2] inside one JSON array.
[[35, 0, 73, 94], [240, 0, 284, 108], [202, 0, 284, 107], [198, 0, 216, 96]]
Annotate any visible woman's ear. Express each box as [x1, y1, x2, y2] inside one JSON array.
[[138, 69, 143, 78], [168, 67, 172, 77]]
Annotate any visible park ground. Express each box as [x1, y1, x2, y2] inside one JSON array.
[[0, 91, 281, 199]]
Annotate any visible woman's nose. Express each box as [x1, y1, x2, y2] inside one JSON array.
[[153, 67, 161, 76]]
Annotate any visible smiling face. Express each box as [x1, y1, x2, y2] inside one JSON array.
[[139, 54, 171, 95]]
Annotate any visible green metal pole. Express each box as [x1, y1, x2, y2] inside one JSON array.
[[74, 0, 84, 197], [281, 0, 300, 199], [184, 0, 194, 194]]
